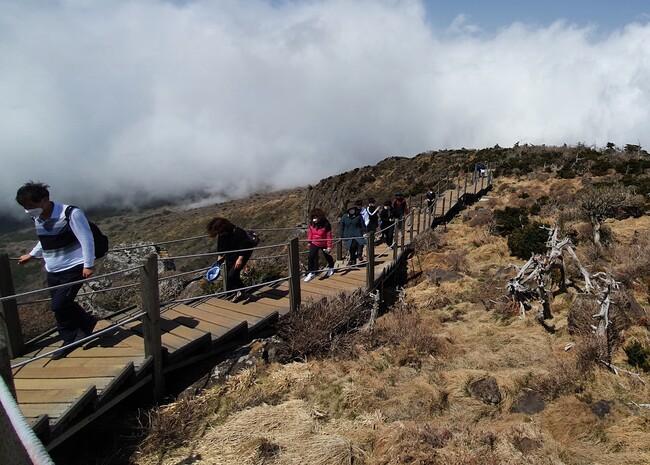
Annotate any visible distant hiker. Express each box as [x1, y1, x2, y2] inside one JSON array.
[[155, 245, 176, 271], [339, 202, 366, 266], [475, 162, 486, 178], [425, 187, 436, 214], [392, 192, 409, 223], [357, 199, 369, 227], [16, 181, 98, 360], [366, 198, 379, 235], [206, 217, 254, 303], [304, 208, 335, 282], [379, 200, 395, 248]]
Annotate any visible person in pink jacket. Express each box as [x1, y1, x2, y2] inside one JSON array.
[[304, 208, 335, 282]]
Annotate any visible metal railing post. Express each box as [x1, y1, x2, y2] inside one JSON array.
[[288, 237, 301, 312], [0, 254, 23, 359], [140, 253, 164, 402], [365, 233, 375, 291]]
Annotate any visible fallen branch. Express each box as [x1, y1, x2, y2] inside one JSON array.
[[599, 360, 646, 385]]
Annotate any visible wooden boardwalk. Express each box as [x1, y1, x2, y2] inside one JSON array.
[[4, 172, 492, 450]]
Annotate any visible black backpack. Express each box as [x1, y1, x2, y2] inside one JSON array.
[[245, 229, 260, 247], [65, 205, 110, 259]]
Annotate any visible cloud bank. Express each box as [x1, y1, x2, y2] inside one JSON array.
[[2, 0, 650, 215]]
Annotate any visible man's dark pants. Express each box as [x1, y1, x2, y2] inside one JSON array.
[[48, 264, 95, 344]]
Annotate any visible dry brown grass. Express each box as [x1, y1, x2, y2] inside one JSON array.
[[134, 175, 650, 465]]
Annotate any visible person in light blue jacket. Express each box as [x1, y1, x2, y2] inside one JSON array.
[[339, 201, 366, 266]]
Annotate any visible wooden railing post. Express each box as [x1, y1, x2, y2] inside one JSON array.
[[400, 219, 406, 251], [0, 333, 16, 400], [140, 253, 164, 402], [288, 237, 301, 312], [474, 170, 478, 195], [416, 205, 422, 234], [221, 261, 230, 291], [216, 236, 229, 291], [441, 196, 446, 218], [481, 172, 485, 191], [392, 222, 399, 261], [0, 254, 23, 359], [365, 233, 375, 291], [335, 221, 343, 261], [409, 211, 414, 243], [463, 173, 467, 197]]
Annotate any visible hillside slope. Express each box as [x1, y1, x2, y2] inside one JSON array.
[[129, 170, 650, 465]]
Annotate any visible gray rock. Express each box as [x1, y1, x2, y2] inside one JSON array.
[[511, 390, 545, 414], [590, 400, 613, 419], [469, 376, 502, 405]]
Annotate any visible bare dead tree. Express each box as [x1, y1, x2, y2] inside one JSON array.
[[576, 185, 632, 250]]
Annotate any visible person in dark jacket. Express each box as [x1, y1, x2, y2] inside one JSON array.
[[379, 200, 395, 248], [206, 217, 254, 302], [392, 192, 409, 220], [304, 208, 335, 282], [339, 203, 366, 266]]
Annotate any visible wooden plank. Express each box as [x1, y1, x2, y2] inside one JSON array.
[[13, 365, 127, 379], [43, 356, 146, 369], [199, 301, 278, 333], [126, 317, 209, 343], [162, 308, 239, 338], [17, 388, 87, 404], [165, 333, 212, 362], [176, 304, 248, 327], [50, 386, 97, 435], [20, 403, 70, 420], [14, 377, 113, 391], [63, 346, 145, 358], [201, 298, 278, 319], [97, 363, 135, 404]]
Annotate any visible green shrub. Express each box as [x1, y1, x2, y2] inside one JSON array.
[[507, 222, 549, 259], [623, 340, 650, 372], [492, 207, 530, 236]]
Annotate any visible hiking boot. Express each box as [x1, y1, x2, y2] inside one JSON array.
[[80, 315, 98, 338], [326, 268, 334, 278], [304, 272, 316, 282]]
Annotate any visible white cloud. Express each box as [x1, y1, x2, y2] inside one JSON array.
[[1, 0, 650, 215]]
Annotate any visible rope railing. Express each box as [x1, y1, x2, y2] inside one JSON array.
[[4, 170, 488, 306], [0, 265, 143, 303]]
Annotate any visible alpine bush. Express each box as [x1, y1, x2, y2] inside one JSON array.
[[507, 222, 549, 259], [492, 207, 530, 236]]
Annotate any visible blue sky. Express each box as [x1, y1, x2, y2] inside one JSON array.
[[2, 0, 650, 213], [422, 0, 649, 34]]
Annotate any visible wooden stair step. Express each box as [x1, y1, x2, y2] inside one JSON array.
[[163, 307, 248, 341]]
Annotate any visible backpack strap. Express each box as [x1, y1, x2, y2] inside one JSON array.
[[64, 205, 78, 221]]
